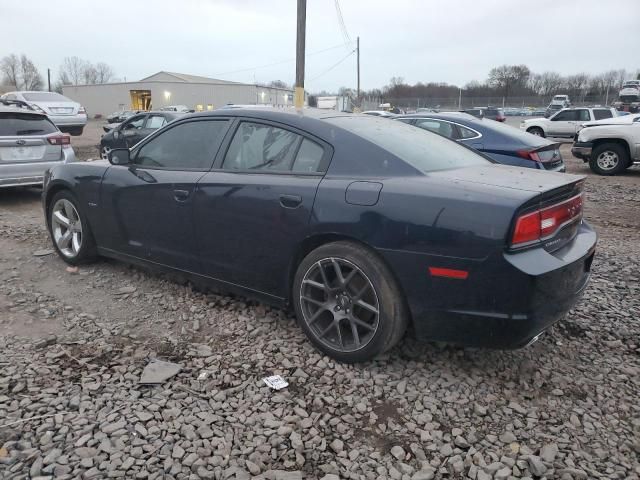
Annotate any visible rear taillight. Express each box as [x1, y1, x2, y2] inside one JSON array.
[[48, 135, 71, 146], [511, 194, 583, 247], [497, 116, 506, 122], [78, 106, 86, 114], [516, 149, 541, 162]]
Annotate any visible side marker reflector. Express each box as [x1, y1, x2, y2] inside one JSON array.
[[429, 267, 469, 280]]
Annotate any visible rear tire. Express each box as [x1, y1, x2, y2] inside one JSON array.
[[589, 143, 628, 176], [527, 127, 545, 137], [48, 190, 97, 265], [293, 241, 408, 363]]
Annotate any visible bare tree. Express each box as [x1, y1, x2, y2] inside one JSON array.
[[95, 62, 114, 84], [1, 54, 21, 88], [268, 80, 288, 89], [538, 71, 563, 97], [82, 64, 98, 84], [488, 64, 531, 100], [60, 56, 86, 86], [19, 54, 43, 90], [565, 73, 589, 103]]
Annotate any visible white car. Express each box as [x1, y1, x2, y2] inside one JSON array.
[[572, 114, 640, 175], [520, 107, 617, 139], [551, 95, 571, 107], [0, 91, 87, 136]]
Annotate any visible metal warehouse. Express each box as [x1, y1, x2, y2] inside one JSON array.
[[62, 71, 295, 117]]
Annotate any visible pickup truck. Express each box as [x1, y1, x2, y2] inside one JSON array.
[[572, 114, 640, 175], [521, 107, 618, 138]]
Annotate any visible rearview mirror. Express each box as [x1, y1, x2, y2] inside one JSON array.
[[108, 148, 131, 165]]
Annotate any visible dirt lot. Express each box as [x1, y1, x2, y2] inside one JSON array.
[[0, 129, 639, 479]]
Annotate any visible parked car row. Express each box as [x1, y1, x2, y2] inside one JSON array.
[[0, 91, 87, 136], [520, 107, 617, 138], [42, 107, 596, 362]]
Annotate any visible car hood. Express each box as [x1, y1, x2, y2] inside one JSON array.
[[581, 114, 640, 127], [429, 164, 583, 193]]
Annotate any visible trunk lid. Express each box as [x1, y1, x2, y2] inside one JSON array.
[[0, 136, 61, 163], [38, 101, 78, 116]]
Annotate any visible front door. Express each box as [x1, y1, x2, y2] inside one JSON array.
[[548, 110, 578, 137], [117, 114, 148, 148], [98, 118, 231, 272], [194, 120, 330, 298]]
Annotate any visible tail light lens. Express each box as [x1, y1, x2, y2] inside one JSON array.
[[512, 194, 583, 246], [78, 106, 87, 114], [516, 149, 542, 162], [48, 135, 71, 146]]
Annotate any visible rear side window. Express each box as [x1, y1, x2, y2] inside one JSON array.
[[577, 110, 590, 121], [0, 113, 58, 136], [593, 109, 613, 120], [414, 119, 455, 139], [326, 116, 489, 173], [457, 125, 480, 139], [223, 122, 300, 172], [292, 139, 324, 173], [135, 120, 228, 170]]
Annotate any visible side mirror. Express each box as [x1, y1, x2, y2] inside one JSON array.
[[108, 148, 131, 166]]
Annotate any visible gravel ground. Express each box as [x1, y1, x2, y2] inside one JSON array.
[[0, 139, 639, 479]]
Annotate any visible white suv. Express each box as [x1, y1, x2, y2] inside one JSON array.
[[0, 91, 87, 136], [521, 107, 617, 138]]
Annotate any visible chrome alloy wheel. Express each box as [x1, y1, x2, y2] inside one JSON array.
[[101, 145, 112, 160], [51, 199, 83, 258], [596, 150, 619, 171], [300, 257, 380, 353]]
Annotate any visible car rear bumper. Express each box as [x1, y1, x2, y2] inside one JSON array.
[[571, 142, 593, 160], [0, 149, 77, 188], [380, 221, 596, 349], [49, 114, 88, 127]]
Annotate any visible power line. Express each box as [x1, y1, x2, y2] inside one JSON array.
[[308, 49, 356, 82], [334, 0, 351, 44], [212, 42, 354, 78]]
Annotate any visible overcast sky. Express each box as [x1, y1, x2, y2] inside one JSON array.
[[2, 0, 639, 92]]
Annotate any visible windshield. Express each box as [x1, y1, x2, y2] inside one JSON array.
[[0, 112, 58, 136], [22, 92, 71, 102], [326, 116, 490, 173]]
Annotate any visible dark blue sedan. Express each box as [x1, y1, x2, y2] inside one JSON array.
[[43, 109, 594, 362], [395, 112, 565, 172]]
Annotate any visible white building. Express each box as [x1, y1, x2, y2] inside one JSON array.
[[62, 71, 295, 117]]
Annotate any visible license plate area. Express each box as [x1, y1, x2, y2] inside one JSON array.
[[0, 146, 46, 161]]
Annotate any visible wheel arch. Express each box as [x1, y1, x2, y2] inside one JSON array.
[[286, 233, 413, 328], [592, 138, 631, 163]]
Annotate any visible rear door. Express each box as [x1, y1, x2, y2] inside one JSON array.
[[98, 118, 230, 271], [194, 119, 331, 298]]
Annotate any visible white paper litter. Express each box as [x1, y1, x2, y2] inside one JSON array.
[[262, 375, 288, 390]]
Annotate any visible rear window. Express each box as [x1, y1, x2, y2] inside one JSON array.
[[0, 113, 58, 136], [22, 92, 70, 102], [326, 116, 489, 173]]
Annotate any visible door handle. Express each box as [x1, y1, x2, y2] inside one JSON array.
[[173, 189, 191, 202], [279, 194, 302, 209]]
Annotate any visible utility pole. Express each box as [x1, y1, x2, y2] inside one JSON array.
[[356, 36, 360, 107], [294, 0, 306, 109], [458, 88, 462, 110], [47, 69, 51, 92], [605, 82, 610, 105]]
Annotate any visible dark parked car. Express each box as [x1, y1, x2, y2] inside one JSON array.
[[100, 111, 185, 159], [463, 107, 506, 122], [43, 109, 595, 362], [396, 112, 565, 171]]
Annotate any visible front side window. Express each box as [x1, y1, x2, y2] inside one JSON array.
[[223, 122, 300, 171], [123, 116, 145, 130], [593, 109, 613, 120], [552, 111, 577, 121], [146, 115, 167, 129], [135, 120, 228, 170]]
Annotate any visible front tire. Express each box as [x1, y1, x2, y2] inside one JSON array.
[[100, 144, 112, 160], [48, 190, 97, 265], [293, 241, 408, 363], [527, 127, 545, 137], [589, 143, 628, 176]]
